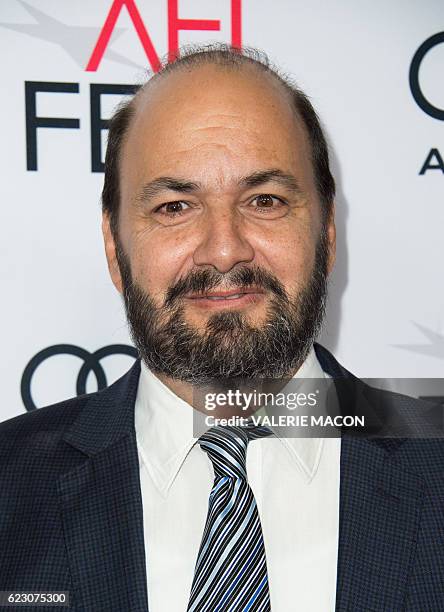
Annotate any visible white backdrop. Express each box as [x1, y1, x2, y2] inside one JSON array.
[[1, 0, 443, 418]]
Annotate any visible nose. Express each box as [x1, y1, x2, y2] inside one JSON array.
[[192, 209, 255, 273]]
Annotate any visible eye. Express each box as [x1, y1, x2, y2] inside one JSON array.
[[249, 194, 287, 213], [155, 200, 191, 216]]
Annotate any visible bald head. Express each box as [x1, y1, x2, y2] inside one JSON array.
[[120, 62, 316, 227], [102, 45, 335, 238]]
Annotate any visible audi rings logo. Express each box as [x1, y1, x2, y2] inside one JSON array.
[[21, 344, 138, 411]]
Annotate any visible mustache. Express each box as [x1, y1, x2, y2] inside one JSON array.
[[164, 265, 288, 307]]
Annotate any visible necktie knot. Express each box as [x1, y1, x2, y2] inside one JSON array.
[[198, 424, 273, 480]]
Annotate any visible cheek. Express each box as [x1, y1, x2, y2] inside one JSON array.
[[253, 222, 318, 292], [128, 229, 195, 300]]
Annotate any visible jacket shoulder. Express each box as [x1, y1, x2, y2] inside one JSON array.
[[0, 359, 141, 467], [0, 393, 96, 462], [0, 393, 92, 434]]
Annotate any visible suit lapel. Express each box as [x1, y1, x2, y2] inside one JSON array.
[[314, 344, 425, 611], [58, 360, 149, 611]]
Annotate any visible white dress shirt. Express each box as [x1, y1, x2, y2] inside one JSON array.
[[135, 347, 341, 611]]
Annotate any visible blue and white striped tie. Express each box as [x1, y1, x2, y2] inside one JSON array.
[[187, 424, 273, 612]]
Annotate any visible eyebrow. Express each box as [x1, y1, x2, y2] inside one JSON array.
[[239, 169, 303, 194], [136, 168, 303, 203], [136, 177, 200, 202]]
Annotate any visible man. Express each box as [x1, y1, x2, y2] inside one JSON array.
[[1, 44, 443, 611]]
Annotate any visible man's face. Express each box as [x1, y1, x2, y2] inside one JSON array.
[[103, 64, 336, 382]]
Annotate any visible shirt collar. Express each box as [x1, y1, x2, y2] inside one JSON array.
[[135, 346, 330, 497]]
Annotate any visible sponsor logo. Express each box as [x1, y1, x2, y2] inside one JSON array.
[[21, 344, 138, 411], [409, 32, 444, 175]]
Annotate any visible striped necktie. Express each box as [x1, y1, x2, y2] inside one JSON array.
[[187, 424, 273, 612]]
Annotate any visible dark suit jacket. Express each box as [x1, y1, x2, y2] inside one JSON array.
[[1, 344, 443, 611]]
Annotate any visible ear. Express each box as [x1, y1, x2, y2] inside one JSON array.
[[102, 212, 123, 294], [326, 203, 336, 275]]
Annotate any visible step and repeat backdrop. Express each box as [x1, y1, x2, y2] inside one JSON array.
[[1, 0, 443, 418]]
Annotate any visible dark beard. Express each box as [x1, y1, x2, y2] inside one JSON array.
[[115, 229, 329, 383]]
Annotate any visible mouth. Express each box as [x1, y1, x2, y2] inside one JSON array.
[[184, 288, 265, 308]]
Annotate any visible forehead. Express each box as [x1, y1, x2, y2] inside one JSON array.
[[120, 63, 314, 193]]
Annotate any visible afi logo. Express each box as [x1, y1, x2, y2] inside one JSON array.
[[20, 0, 243, 173], [86, 0, 242, 72]]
